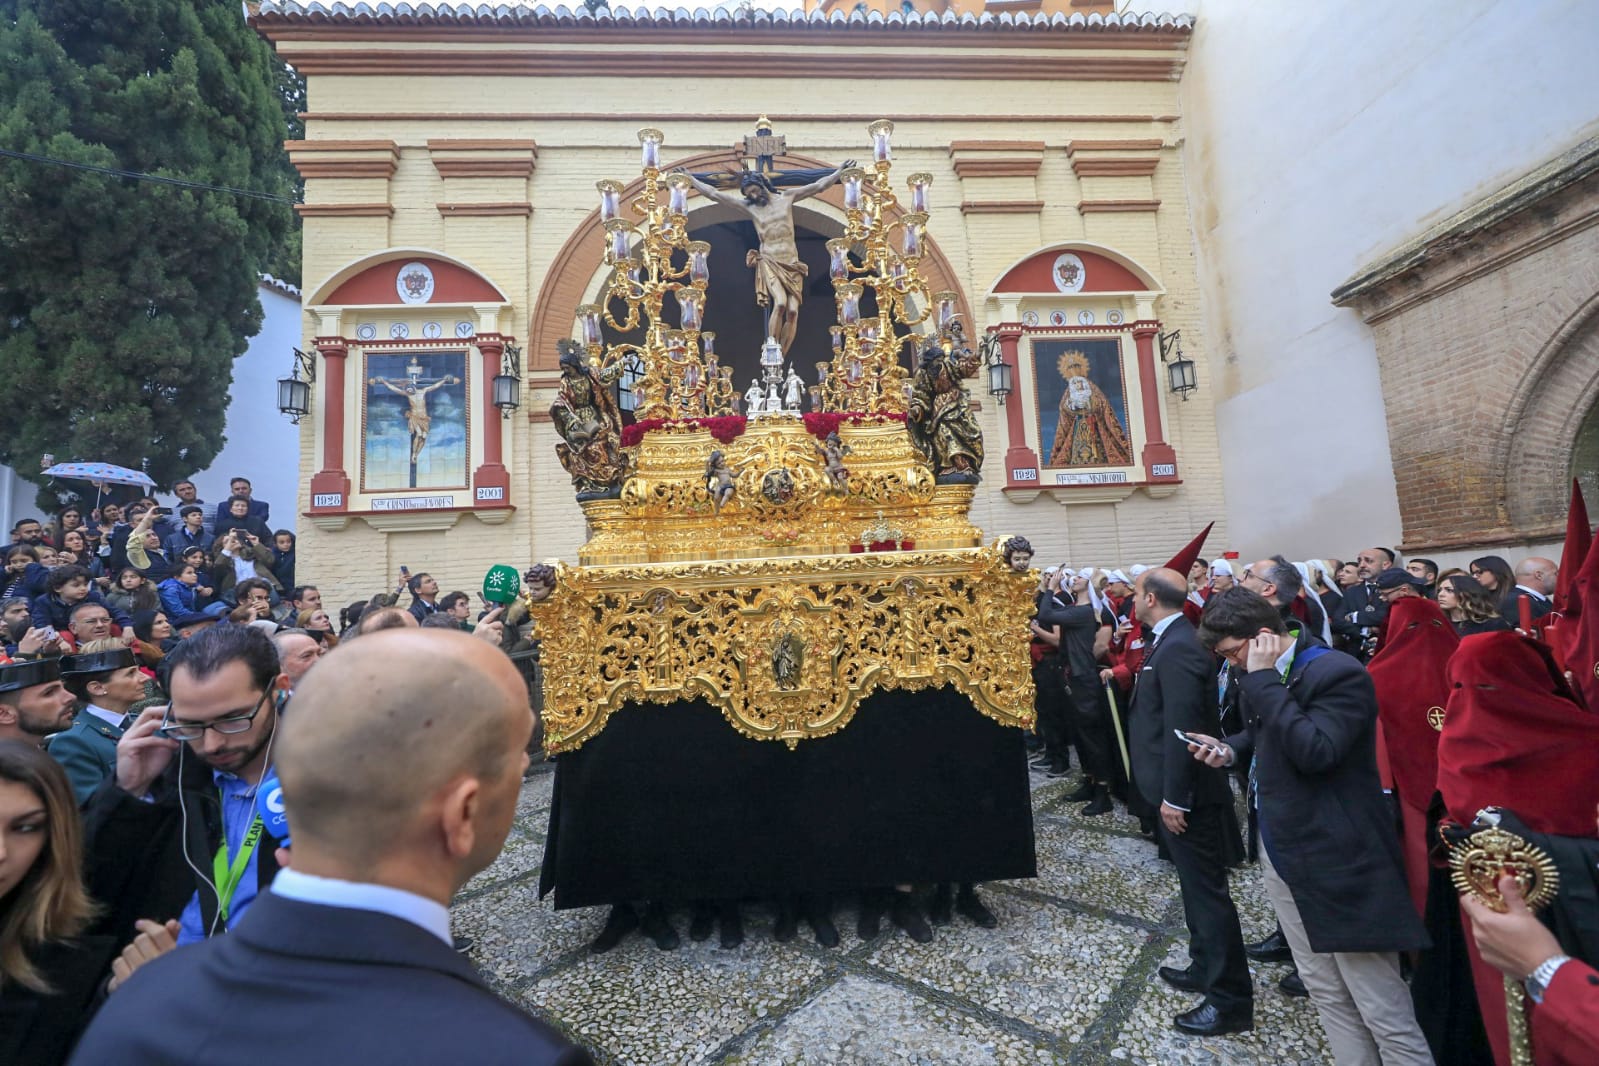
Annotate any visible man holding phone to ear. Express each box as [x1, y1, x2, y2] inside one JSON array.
[[1126, 567, 1253, 1036], [80, 625, 290, 959]]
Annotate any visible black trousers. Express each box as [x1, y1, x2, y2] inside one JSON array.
[[1159, 802, 1253, 1014], [1064, 673, 1117, 781], [1031, 656, 1072, 761]]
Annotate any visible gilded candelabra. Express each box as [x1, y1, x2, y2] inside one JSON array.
[[821, 120, 962, 415], [577, 129, 733, 423]]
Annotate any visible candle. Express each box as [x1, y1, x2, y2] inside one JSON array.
[[677, 289, 701, 330], [934, 290, 958, 330], [900, 211, 926, 257], [596, 179, 622, 222], [827, 238, 850, 281], [666, 174, 690, 215], [839, 283, 861, 326], [665, 329, 687, 361], [815, 361, 830, 383], [605, 219, 632, 262], [638, 128, 663, 170], [701, 331, 716, 357], [841, 167, 865, 210], [868, 119, 894, 163], [829, 326, 843, 355], [907, 172, 932, 213], [688, 241, 710, 284], [577, 304, 602, 346]]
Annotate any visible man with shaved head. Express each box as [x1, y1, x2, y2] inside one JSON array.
[[1505, 556, 1556, 626], [72, 630, 592, 1066], [1127, 567, 1252, 1036]]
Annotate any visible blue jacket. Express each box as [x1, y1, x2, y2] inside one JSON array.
[[158, 578, 198, 619], [164, 527, 209, 559], [30, 587, 131, 629]]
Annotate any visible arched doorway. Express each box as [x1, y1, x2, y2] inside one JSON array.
[[1574, 398, 1599, 506]]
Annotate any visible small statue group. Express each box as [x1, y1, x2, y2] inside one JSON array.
[[743, 365, 808, 416], [551, 339, 629, 500], [906, 321, 983, 484], [704, 450, 740, 514]]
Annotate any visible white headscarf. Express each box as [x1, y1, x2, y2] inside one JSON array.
[[1128, 564, 1151, 579], [1076, 566, 1108, 618], [1210, 559, 1234, 578], [1107, 569, 1131, 586], [1293, 561, 1334, 644]]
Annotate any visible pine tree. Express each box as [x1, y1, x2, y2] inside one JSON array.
[[0, 0, 295, 505]]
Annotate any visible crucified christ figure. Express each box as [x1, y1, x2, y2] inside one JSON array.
[[369, 375, 459, 464], [683, 161, 852, 355]]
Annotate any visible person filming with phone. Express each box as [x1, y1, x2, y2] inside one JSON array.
[[78, 625, 289, 968]]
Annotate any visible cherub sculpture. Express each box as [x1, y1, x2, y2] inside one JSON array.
[[814, 431, 852, 493], [705, 450, 740, 514]]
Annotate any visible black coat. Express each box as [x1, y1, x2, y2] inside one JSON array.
[[0, 936, 116, 1066], [1128, 615, 1233, 813], [1499, 587, 1553, 627], [69, 891, 592, 1066], [1227, 630, 1428, 953]]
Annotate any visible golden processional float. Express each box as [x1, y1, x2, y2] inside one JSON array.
[[523, 121, 1037, 752]]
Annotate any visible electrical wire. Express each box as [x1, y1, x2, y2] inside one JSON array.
[[0, 146, 298, 205]]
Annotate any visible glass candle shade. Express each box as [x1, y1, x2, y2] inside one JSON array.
[[596, 180, 623, 222], [666, 174, 691, 216], [841, 167, 865, 210], [604, 219, 633, 262], [815, 361, 831, 383], [624, 259, 643, 286], [907, 172, 932, 213], [577, 304, 602, 346], [899, 212, 927, 257], [890, 258, 908, 290], [868, 119, 894, 163], [677, 289, 702, 331], [687, 241, 710, 284], [829, 326, 843, 355], [838, 283, 862, 326], [638, 128, 664, 170], [701, 331, 716, 357], [827, 238, 851, 281], [934, 290, 959, 331], [665, 329, 687, 362]]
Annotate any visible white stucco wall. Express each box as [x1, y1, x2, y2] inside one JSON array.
[[1175, 0, 1599, 560]]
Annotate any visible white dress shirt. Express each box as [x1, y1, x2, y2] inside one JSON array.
[[84, 703, 125, 728], [269, 868, 453, 946]]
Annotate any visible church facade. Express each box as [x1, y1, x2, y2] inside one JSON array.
[[251, 2, 1219, 605]]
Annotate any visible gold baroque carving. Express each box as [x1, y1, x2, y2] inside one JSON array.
[[526, 545, 1039, 752]]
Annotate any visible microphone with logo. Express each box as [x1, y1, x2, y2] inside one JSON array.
[[258, 767, 291, 850]]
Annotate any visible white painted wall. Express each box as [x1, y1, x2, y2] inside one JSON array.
[[179, 281, 304, 531], [0, 279, 303, 534], [1173, 0, 1599, 560]]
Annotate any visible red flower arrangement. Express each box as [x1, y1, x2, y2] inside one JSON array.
[[622, 415, 749, 449], [801, 410, 908, 440]]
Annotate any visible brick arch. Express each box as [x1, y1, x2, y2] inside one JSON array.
[[528, 151, 971, 370], [1501, 288, 1599, 532]]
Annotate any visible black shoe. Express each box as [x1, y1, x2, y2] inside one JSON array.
[[640, 903, 679, 951], [589, 904, 638, 954], [955, 887, 998, 929], [1138, 817, 1158, 840], [1173, 1002, 1252, 1036], [807, 911, 840, 948], [1278, 970, 1309, 998], [1245, 929, 1294, 963], [452, 934, 475, 954], [928, 884, 954, 925], [1158, 965, 1206, 993], [1081, 786, 1113, 817], [889, 893, 934, 944], [688, 902, 715, 942], [1044, 760, 1072, 778], [1063, 778, 1097, 802], [718, 903, 744, 949], [772, 901, 798, 943], [857, 895, 884, 941]]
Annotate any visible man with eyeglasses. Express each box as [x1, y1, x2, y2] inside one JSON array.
[[81, 625, 289, 955]]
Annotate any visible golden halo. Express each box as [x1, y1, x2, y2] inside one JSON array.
[[1057, 350, 1091, 380]]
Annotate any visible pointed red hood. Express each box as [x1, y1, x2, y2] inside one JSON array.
[[1437, 630, 1599, 837], [1163, 521, 1214, 575], [1553, 481, 1590, 613], [1367, 597, 1458, 810]]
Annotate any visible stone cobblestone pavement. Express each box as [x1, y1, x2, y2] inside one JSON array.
[[453, 762, 1332, 1065]]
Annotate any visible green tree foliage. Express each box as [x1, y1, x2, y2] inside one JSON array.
[[0, 0, 295, 506]]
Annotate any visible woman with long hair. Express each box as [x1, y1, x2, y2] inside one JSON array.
[[1437, 574, 1511, 636], [1467, 555, 1516, 610], [0, 740, 110, 1063], [104, 568, 158, 618], [296, 608, 340, 650], [338, 600, 368, 636]]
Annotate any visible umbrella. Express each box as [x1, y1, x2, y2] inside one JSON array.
[[42, 462, 156, 510]]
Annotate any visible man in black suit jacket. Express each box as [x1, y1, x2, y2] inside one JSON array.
[[1127, 568, 1253, 1036], [1188, 588, 1432, 1066], [1329, 547, 1392, 661], [72, 628, 592, 1066]]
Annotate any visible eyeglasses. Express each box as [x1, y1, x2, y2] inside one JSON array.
[[159, 689, 270, 742]]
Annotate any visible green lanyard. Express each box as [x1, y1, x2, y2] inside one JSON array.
[[212, 807, 264, 925]]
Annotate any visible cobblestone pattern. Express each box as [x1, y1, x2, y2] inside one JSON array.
[[453, 762, 1330, 1065]]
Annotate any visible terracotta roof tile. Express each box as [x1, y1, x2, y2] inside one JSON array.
[[252, 2, 1193, 33]]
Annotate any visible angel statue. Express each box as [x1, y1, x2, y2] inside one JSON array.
[[906, 322, 984, 484], [550, 339, 629, 500]]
